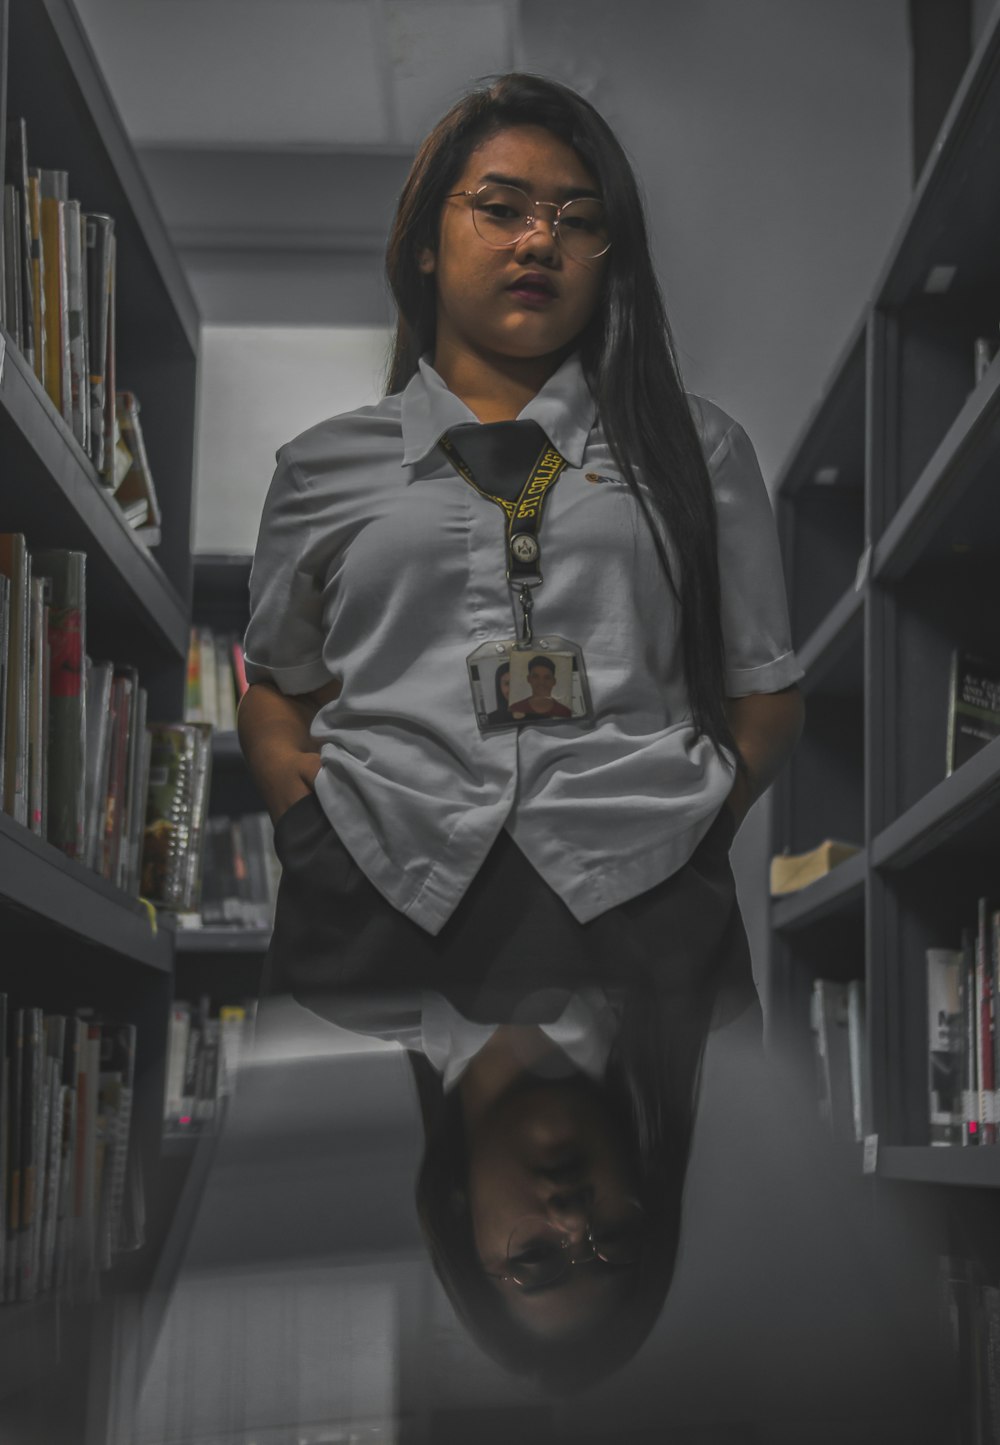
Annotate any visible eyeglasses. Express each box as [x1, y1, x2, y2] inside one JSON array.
[[487, 1198, 645, 1290], [448, 183, 611, 261]]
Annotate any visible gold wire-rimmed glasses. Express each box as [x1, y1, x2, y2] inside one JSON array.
[[485, 1197, 645, 1290], [448, 182, 611, 261]]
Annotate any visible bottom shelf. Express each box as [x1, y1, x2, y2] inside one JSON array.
[[175, 926, 271, 954], [877, 1145, 1000, 1189]]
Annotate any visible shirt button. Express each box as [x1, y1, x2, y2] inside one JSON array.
[[585, 472, 600, 483]]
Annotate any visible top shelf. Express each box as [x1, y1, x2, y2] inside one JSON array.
[[874, 3, 1000, 310]]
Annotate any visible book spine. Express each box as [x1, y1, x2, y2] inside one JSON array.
[[39, 175, 71, 424], [64, 198, 87, 447], [976, 899, 995, 1145], [5, 1011, 23, 1302], [101, 234, 117, 486], [84, 215, 113, 474], [84, 660, 114, 870], [960, 929, 979, 1146], [27, 576, 47, 836], [185, 627, 203, 722], [0, 535, 30, 825], [927, 947, 964, 1146], [101, 675, 133, 882], [6, 119, 36, 371], [26, 172, 45, 386], [32, 550, 87, 860], [3, 185, 24, 348]]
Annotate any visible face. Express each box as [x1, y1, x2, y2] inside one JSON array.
[[528, 664, 555, 697], [466, 1076, 640, 1338], [500, 670, 510, 701], [420, 125, 608, 370]]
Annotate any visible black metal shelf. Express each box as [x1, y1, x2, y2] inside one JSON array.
[[877, 1146, 1000, 1189], [0, 336, 188, 663], [0, 811, 172, 971], [774, 311, 868, 500], [771, 848, 867, 934], [873, 349, 1000, 582], [873, 2, 1000, 310], [871, 736, 1000, 871], [797, 583, 864, 695]]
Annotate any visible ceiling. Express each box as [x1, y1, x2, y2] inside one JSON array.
[[73, 0, 529, 322]]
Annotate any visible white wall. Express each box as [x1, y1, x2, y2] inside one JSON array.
[[193, 326, 391, 552]]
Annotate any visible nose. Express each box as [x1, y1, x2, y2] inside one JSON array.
[[546, 1184, 594, 1237], [513, 214, 560, 264]]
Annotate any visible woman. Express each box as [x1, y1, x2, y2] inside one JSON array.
[[239, 69, 803, 1368]]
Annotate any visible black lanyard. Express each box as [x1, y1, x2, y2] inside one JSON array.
[[438, 426, 568, 641]]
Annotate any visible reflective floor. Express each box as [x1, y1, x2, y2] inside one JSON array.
[[133, 975, 958, 1445]]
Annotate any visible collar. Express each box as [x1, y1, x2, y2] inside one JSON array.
[[399, 351, 598, 472]]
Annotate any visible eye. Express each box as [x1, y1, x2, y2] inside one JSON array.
[[477, 201, 520, 221]]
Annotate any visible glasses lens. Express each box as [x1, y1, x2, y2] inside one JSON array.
[[555, 197, 610, 259], [470, 184, 532, 249], [589, 1198, 646, 1266], [506, 1217, 571, 1287]]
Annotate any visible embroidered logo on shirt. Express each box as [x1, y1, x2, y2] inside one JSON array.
[[585, 471, 624, 485]]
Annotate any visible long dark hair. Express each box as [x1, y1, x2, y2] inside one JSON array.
[[385, 72, 739, 761], [410, 980, 713, 1391]]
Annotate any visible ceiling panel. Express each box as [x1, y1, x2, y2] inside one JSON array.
[[72, 0, 390, 145], [385, 0, 515, 141]]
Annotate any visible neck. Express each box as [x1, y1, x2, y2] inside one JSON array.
[[432, 341, 568, 422], [458, 1025, 563, 1128]]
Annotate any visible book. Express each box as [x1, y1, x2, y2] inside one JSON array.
[[84, 214, 114, 475], [39, 169, 72, 426], [26, 171, 45, 386], [0, 534, 30, 825], [142, 723, 212, 911], [3, 184, 23, 349], [101, 232, 117, 487], [64, 197, 88, 451], [946, 652, 1000, 776], [770, 839, 860, 895], [32, 550, 87, 859], [123, 686, 151, 897], [927, 947, 964, 1146], [810, 978, 854, 1142], [27, 576, 48, 837], [5, 118, 36, 372], [100, 670, 134, 883], [845, 978, 869, 1143], [83, 659, 114, 869], [960, 929, 980, 1146], [976, 898, 997, 1145], [114, 392, 162, 544]]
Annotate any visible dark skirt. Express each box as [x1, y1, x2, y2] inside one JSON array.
[[263, 792, 756, 1028]]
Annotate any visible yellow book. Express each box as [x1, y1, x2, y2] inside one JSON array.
[[770, 840, 860, 896]]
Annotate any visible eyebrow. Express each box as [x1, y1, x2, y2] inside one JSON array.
[[477, 170, 601, 201]]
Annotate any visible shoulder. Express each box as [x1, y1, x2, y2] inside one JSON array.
[[276, 392, 403, 487], [684, 393, 748, 471]]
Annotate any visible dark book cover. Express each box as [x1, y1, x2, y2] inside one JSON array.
[[123, 685, 149, 897], [5, 1010, 23, 1303], [27, 576, 47, 837], [5, 117, 36, 370], [18, 1006, 43, 1301], [947, 651, 1000, 776], [32, 550, 87, 860], [3, 184, 24, 348], [83, 214, 113, 477], [84, 658, 114, 870], [101, 671, 134, 883], [26, 171, 45, 386], [39, 170, 71, 424], [0, 534, 30, 825]]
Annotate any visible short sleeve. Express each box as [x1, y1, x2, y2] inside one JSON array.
[[243, 448, 336, 695], [708, 420, 804, 697]]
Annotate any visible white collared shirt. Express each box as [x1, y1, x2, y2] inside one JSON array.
[[244, 353, 801, 933]]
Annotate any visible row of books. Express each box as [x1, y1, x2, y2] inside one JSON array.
[[0, 536, 151, 893], [939, 1256, 1000, 1445], [195, 812, 280, 929], [808, 978, 870, 1143], [1, 115, 161, 543], [1, 997, 143, 1306], [164, 997, 257, 1133], [927, 900, 1000, 1146], [185, 627, 248, 732], [0, 534, 216, 910]]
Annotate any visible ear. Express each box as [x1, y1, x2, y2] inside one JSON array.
[[418, 246, 436, 276]]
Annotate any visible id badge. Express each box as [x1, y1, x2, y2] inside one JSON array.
[[467, 636, 593, 732]]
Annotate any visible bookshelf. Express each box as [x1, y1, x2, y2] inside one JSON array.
[[0, 0, 197, 1439], [770, 11, 1000, 1436]]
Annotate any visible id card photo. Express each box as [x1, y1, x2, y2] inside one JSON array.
[[467, 638, 591, 732]]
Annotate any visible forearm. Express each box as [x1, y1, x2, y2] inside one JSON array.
[[237, 680, 329, 820], [724, 686, 805, 824]]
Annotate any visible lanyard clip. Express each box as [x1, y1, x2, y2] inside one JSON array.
[[517, 583, 535, 644]]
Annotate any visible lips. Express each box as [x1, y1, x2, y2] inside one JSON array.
[[507, 272, 557, 299]]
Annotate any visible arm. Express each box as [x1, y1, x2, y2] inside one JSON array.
[[237, 676, 342, 824], [724, 684, 805, 829]]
